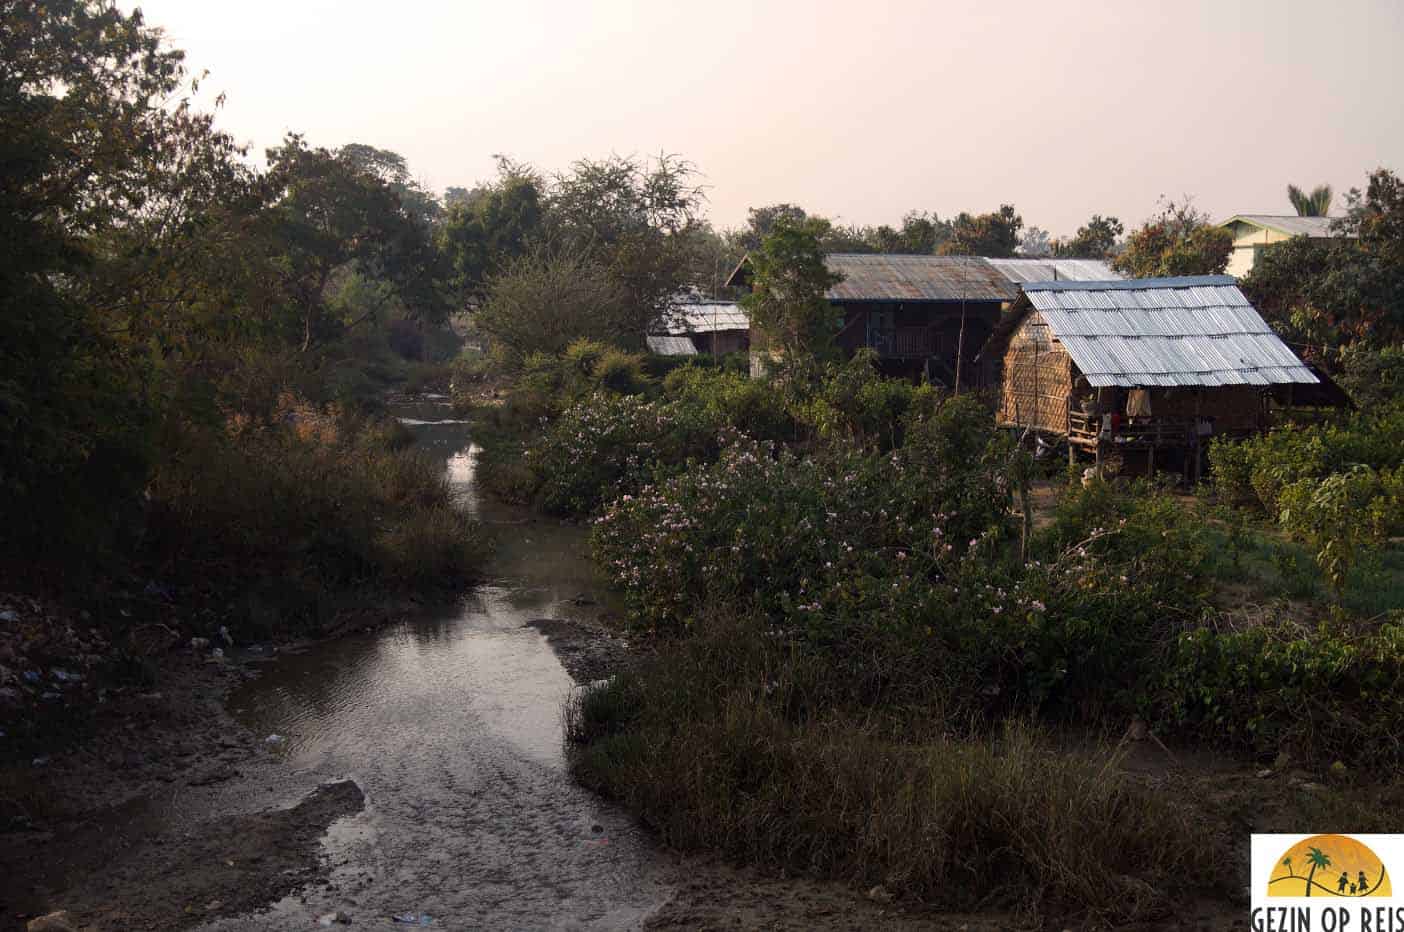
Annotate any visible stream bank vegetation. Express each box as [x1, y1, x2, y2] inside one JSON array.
[[1, 2, 487, 763], [452, 206, 1404, 925]]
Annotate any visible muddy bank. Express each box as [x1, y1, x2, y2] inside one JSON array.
[[0, 643, 360, 931], [526, 616, 636, 684]]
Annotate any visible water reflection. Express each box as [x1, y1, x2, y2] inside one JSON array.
[[208, 397, 668, 930]]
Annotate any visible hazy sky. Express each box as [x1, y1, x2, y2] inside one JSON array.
[[135, 0, 1403, 237]]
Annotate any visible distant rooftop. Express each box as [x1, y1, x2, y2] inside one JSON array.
[[823, 254, 1017, 303], [658, 297, 748, 334], [984, 257, 1120, 285], [1221, 215, 1351, 238]]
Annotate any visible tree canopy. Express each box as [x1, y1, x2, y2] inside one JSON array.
[[1111, 198, 1231, 278]]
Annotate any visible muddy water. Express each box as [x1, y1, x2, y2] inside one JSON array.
[[203, 397, 672, 931]]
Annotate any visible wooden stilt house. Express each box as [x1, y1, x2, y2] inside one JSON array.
[[981, 275, 1318, 474]]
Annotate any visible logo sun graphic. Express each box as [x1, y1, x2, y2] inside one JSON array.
[[1268, 835, 1391, 898]]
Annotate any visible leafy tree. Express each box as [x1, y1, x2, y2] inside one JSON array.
[[340, 142, 443, 228], [1111, 198, 1231, 277], [1054, 215, 1124, 259], [475, 249, 635, 361], [1288, 183, 1333, 217], [259, 136, 449, 353], [730, 204, 814, 254], [938, 205, 1023, 257], [0, 0, 250, 557], [740, 217, 843, 358], [548, 152, 705, 326], [437, 158, 547, 302], [1243, 169, 1404, 353]]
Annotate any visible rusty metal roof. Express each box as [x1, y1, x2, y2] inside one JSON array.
[[984, 258, 1121, 284], [1021, 276, 1318, 388], [824, 254, 1017, 303]]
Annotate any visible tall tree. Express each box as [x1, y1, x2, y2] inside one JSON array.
[[260, 136, 448, 353], [1054, 215, 1124, 259], [937, 205, 1023, 257], [1111, 198, 1231, 278], [741, 217, 843, 359], [0, 0, 249, 555], [548, 152, 705, 328], [437, 158, 547, 302], [1245, 168, 1404, 353], [1287, 183, 1333, 217]]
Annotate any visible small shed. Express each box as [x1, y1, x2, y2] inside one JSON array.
[[651, 297, 750, 356], [981, 275, 1317, 468]]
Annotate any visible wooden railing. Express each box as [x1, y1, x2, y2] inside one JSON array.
[[867, 327, 957, 359], [1067, 410, 1196, 448]]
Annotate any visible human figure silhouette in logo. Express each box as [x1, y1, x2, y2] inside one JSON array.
[[1358, 871, 1370, 895], [1338, 872, 1350, 894], [1351, 883, 1358, 894]]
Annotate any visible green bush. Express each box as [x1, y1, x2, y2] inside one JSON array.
[[1157, 619, 1404, 765]]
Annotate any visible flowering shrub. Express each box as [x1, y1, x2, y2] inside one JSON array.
[[529, 392, 731, 515], [592, 402, 1016, 650]]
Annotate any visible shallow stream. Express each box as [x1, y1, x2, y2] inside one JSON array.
[[203, 396, 671, 930]]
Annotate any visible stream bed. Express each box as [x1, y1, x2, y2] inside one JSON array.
[[201, 397, 673, 930]]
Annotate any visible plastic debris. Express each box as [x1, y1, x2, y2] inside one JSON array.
[[0, 610, 17, 623], [209, 647, 224, 660], [392, 914, 434, 926], [218, 625, 234, 647], [51, 669, 82, 683], [316, 912, 352, 926], [264, 734, 285, 745], [22, 671, 40, 684], [26, 911, 77, 932]]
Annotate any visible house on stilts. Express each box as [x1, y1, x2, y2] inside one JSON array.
[[980, 275, 1318, 478]]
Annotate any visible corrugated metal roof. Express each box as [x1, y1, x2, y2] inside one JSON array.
[[985, 258, 1121, 284], [661, 300, 749, 334], [1022, 276, 1317, 388], [824, 254, 1017, 303], [1221, 215, 1348, 238], [646, 335, 697, 356]]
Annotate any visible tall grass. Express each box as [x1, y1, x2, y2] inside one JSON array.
[[565, 616, 1225, 924], [144, 403, 487, 633]]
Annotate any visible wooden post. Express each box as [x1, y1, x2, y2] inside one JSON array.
[[1094, 388, 1104, 479]]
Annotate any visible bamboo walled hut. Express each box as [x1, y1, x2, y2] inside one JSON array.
[[981, 275, 1317, 473]]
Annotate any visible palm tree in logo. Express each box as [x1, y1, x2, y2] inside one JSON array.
[[1281, 856, 1295, 878], [1303, 846, 1333, 896]]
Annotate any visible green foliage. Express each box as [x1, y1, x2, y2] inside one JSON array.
[[661, 366, 796, 441], [566, 621, 1222, 923], [436, 158, 546, 301], [1244, 169, 1404, 351], [1278, 467, 1403, 598], [1159, 620, 1404, 765], [1053, 215, 1124, 259], [792, 350, 940, 448], [528, 392, 727, 516], [1338, 345, 1404, 407], [1111, 197, 1232, 278], [740, 216, 843, 357], [1288, 183, 1334, 217], [937, 204, 1024, 258], [476, 250, 637, 363], [145, 406, 486, 630]]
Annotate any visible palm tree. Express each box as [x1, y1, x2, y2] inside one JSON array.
[[1304, 846, 1333, 896], [1288, 184, 1333, 217], [1282, 856, 1295, 878]]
